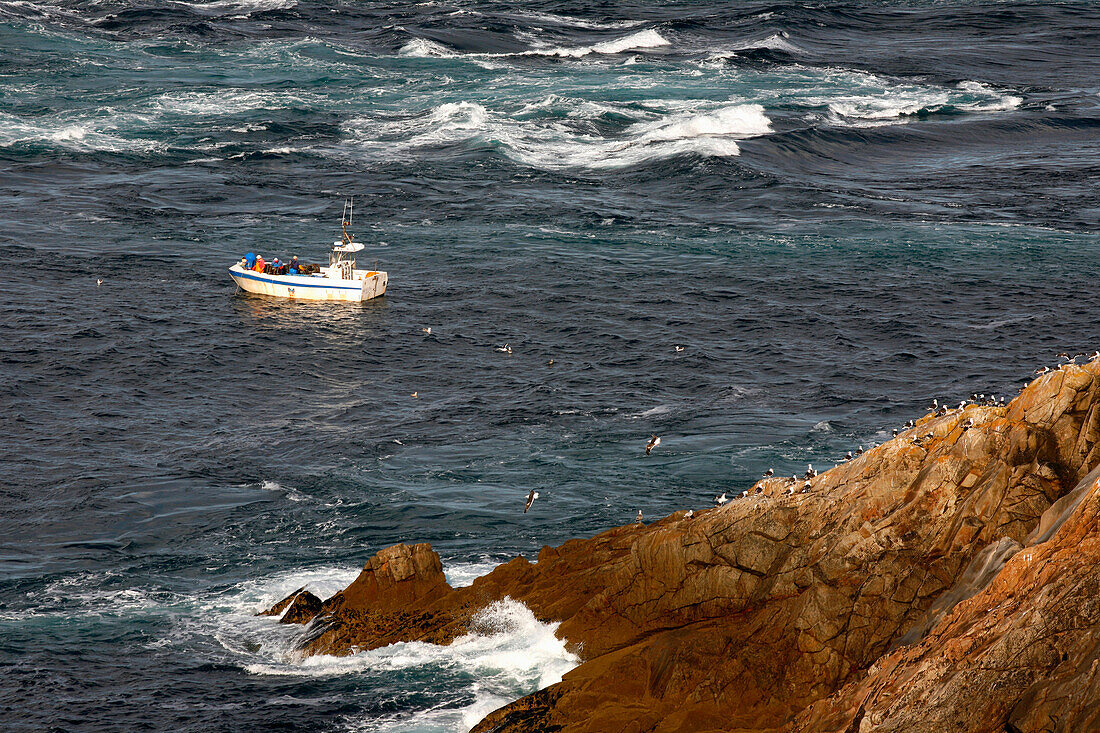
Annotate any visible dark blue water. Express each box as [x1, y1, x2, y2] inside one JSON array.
[[2, 1, 1099, 730]]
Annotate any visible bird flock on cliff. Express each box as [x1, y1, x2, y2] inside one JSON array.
[[497, 347, 1100, 518], [623, 350, 1100, 524]]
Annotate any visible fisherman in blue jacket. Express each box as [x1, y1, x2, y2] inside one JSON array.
[[244, 252, 256, 269], [288, 255, 300, 274]]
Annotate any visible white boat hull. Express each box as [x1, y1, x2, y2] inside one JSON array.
[[229, 264, 387, 303]]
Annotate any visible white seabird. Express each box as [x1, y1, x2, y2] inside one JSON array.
[[421, 327, 432, 334], [496, 344, 512, 354], [636, 509, 643, 523], [645, 435, 661, 455], [524, 489, 539, 513], [684, 510, 693, 519], [714, 492, 728, 506], [763, 468, 774, 478], [1035, 366, 1050, 375], [96, 278, 102, 286], [410, 392, 418, 398], [674, 346, 685, 352]]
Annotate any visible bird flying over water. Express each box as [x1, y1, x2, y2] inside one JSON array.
[[96, 278, 102, 286], [645, 435, 660, 455], [421, 327, 431, 334], [674, 346, 684, 352], [496, 344, 512, 354], [524, 489, 539, 513], [410, 392, 418, 398]]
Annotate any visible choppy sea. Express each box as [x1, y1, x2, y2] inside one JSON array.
[[2, 1, 1099, 730]]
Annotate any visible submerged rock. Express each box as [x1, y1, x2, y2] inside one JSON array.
[[275, 362, 1100, 732]]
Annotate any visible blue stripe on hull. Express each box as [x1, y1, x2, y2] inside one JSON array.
[[230, 269, 363, 291]]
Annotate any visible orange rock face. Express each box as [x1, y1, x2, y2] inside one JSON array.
[[268, 363, 1100, 732]]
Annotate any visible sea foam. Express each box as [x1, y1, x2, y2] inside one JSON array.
[[525, 28, 671, 58], [345, 100, 771, 171]]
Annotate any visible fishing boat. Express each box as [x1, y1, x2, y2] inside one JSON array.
[[228, 200, 387, 303]]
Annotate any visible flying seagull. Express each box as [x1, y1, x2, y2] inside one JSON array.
[[421, 327, 432, 334], [524, 489, 539, 513], [496, 344, 512, 354], [645, 435, 660, 455], [674, 346, 685, 352], [410, 392, 418, 398], [96, 278, 102, 286]]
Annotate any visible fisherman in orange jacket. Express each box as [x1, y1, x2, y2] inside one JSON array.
[[253, 255, 265, 272]]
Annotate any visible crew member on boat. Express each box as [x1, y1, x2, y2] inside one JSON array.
[[253, 254, 265, 272]]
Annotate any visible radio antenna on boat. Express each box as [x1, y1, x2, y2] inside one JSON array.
[[341, 198, 354, 245]]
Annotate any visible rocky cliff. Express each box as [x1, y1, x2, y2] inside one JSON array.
[[265, 361, 1100, 732]]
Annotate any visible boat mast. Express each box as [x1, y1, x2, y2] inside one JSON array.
[[341, 198, 354, 245]]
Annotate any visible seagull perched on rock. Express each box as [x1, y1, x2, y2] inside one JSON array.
[[856, 446, 864, 455], [802, 481, 812, 493], [739, 489, 749, 499], [763, 468, 774, 478], [636, 509, 643, 523], [892, 428, 898, 437], [1091, 351, 1100, 362], [929, 398, 938, 411], [524, 489, 539, 513], [645, 435, 660, 455], [684, 509, 694, 519], [714, 492, 728, 506], [1035, 366, 1050, 375], [844, 451, 853, 461], [804, 464, 816, 479]]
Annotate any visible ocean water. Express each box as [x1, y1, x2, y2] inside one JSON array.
[[2, 1, 1099, 730]]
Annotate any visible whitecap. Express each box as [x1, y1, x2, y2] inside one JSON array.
[[524, 29, 671, 59], [175, 0, 297, 16], [398, 38, 454, 58], [344, 100, 771, 170], [710, 32, 803, 59]]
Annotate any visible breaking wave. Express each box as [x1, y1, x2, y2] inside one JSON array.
[[345, 101, 771, 170], [524, 28, 671, 58]]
